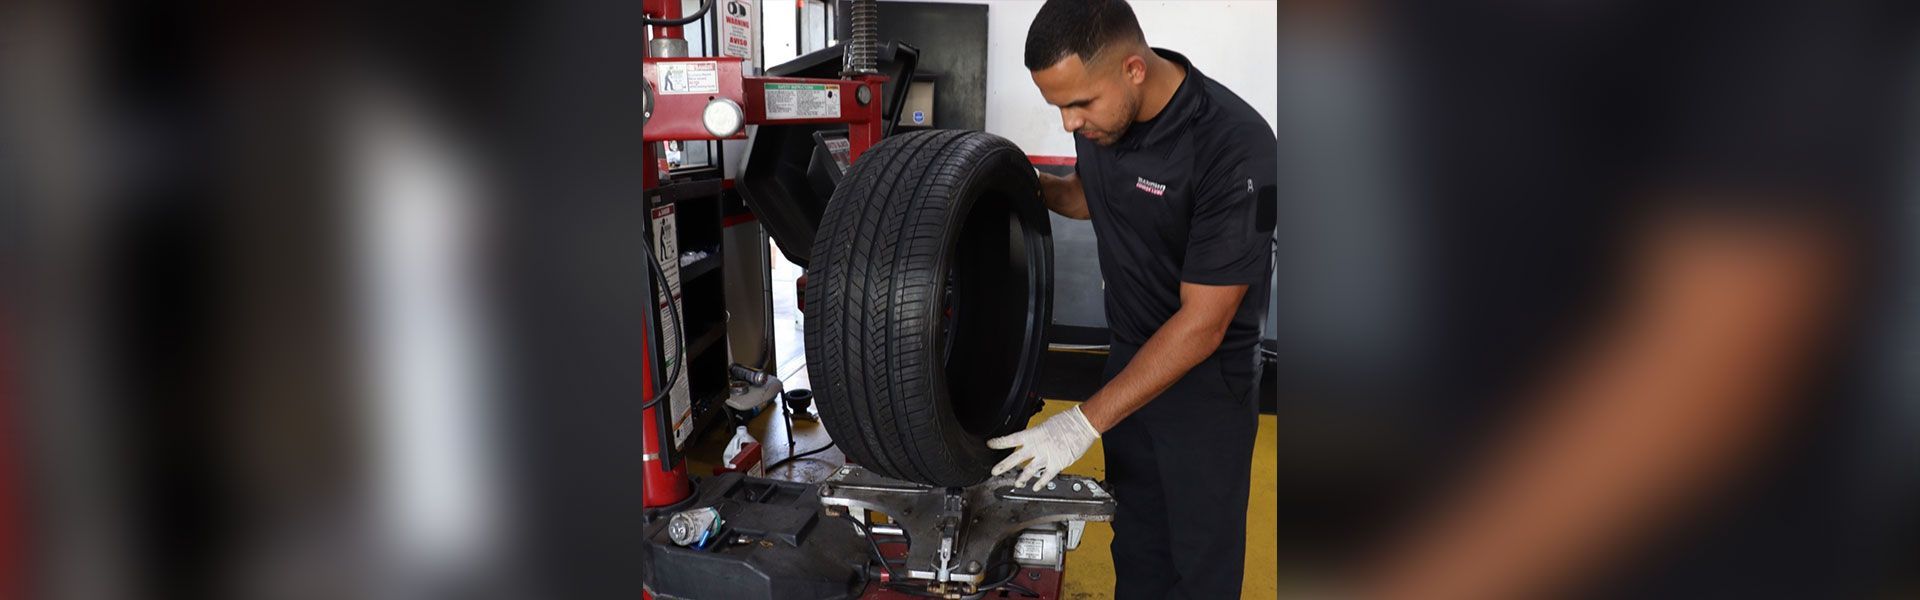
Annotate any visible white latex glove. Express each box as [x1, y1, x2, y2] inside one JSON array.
[[987, 406, 1100, 491]]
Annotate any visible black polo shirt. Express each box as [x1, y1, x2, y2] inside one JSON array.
[[1076, 49, 1277, 381]]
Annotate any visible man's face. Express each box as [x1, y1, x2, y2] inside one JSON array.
[[1031, 52, 1144, 147]]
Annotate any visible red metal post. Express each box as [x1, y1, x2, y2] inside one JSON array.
[[644, 0, 686, 42], [845, 74, 891, 164], [640, 286, 693, 507], [640, 62, 690, 507], [638, 14, 892, 509]]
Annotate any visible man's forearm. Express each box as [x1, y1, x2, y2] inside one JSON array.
[[1037, 171, 1090, 220], [1080, 305, 1229, 433], [1366, 215, 1846, 600], [983, 282, 1243, 491]]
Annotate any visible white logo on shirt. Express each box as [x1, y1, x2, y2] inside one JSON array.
[[1135, 177, 1167, 197]]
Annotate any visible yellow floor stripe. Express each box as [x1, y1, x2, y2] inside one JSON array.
[[1033, 399, 1279, 600]]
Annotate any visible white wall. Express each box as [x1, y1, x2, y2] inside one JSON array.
[[893, 0, 1278, 331], [763, 0, 799, 67], [929, 0, 1279, 157]]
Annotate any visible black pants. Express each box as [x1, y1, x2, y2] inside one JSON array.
[[1104, 347, 1261, 599]]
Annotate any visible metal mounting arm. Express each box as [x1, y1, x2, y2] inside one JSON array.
[[817, 465, 1118, 593]]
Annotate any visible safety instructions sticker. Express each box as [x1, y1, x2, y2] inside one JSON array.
[[658, 61, 720, 95], [764, 83, 841, 119]]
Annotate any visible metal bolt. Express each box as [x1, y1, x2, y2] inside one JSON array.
[[1072, 482, 1082, 492], [1046, 481, 1057, 490], [1027, 570, 1041, 581]]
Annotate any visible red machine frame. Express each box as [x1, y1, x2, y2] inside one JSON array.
[[642, 5, 1073, 599], [641, 0, 886, 510]]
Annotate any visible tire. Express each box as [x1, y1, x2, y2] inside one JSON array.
[[806, 130, 1053, 487]]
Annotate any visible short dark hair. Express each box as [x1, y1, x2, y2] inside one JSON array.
[[1024, 0, 1149, 71]]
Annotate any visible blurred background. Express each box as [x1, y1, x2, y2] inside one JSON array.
[[1, 0, 1916, 599], [1267, 1, 1920, 598]]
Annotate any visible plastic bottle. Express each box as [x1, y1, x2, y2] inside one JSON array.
[[723, 425, 757, 467]]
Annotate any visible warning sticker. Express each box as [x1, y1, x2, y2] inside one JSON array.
[[823, 137, 851, 174], [764, 83, 841, 119], [650, 203, 694, 448], [658, 61, 720, 95], [721, 0, 754, 59]]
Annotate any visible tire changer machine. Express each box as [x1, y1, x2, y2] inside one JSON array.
[[641, 1, 1117, 598]]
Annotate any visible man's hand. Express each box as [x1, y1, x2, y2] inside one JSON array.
[[1035, 169, 1090, 220], [987, 405, 1101, 491]]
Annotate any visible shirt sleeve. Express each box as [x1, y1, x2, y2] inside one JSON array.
[[1181, 131, 1278, 286]]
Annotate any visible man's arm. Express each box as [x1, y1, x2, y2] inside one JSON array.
[[990, 145, 1270, 490], [1079, 281, 1247, 431], [1364, 211, 1848, 600], [985, 281, 1248, 490], [1036, 171, 1090, 220]]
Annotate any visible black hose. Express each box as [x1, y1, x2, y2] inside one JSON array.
[[642, 0, 714, 28], [784, 392, 796, 458], [973, 561, 1026, 593], [997, 581, 1040, 598], [766, 439, 836, 473], [639, 238, 686, 411], [768, 384, 832, 476], [841, 514, 899, 583]]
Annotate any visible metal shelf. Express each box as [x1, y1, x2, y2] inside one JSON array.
[[688, 325, 727, 360], [679, 251, 722, 282]]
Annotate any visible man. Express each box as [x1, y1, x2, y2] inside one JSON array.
[[984, 1, 1277, 598]]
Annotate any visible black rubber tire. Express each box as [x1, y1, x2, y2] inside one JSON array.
[[806, 130, 1053, 487]]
